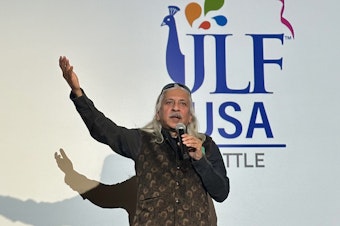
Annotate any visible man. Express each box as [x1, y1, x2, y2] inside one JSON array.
[[59, 56, 230, 226], [55, 148, 218, 226]]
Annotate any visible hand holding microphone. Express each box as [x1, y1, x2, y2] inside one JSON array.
[[176, 123, 204, 161]]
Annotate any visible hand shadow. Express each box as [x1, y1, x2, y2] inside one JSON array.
[[0, 152, 133, 226]]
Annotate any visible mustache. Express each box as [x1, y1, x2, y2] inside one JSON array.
[[169, 112, 182, 119]]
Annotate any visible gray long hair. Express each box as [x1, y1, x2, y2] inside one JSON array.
[[141, 84, 206, 143]]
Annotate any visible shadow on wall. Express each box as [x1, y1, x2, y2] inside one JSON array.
[[0, 195, 126, 226], [0, 154, 134, 226]]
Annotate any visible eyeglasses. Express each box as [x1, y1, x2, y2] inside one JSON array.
[[161, 83, 191, 94]]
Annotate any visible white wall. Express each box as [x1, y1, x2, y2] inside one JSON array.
[[0, 0, 339, 225]]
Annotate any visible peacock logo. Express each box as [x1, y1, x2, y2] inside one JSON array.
[[161, 1, 295, 93], [161, 1, 228, 92]]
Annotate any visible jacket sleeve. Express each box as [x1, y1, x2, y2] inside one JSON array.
[[192, 136, 230, 202], [70, 90, 141, 160]]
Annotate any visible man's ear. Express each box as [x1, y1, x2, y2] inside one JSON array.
[[156, 111, 160, 121], [189, 114, 193, 123]]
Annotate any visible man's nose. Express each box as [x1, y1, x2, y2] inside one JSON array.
[[172, 102, 180, 111]]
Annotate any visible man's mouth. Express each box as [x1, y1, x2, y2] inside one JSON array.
[[169, 113, 182, 119]]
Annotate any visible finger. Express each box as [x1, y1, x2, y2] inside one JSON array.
[[59, 56, 71, 72], [59, 148, 68, 159], [69, 66, 74, 74], [59, 56, 66, 68], [183, 136, 195, 144], [181, 134, 191, 142], [54, 152, 61, 160], [63, 66, 73, 78]]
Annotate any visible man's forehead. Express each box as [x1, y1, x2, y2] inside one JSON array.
[[163, 91, 190, 101], [164, 88, 190, 97]]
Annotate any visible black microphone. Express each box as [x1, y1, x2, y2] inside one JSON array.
[[176, 123, 190, 160]]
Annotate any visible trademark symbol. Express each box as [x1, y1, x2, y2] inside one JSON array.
[[285, 35, 292, 40]]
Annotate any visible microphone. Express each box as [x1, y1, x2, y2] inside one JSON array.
[[176, 123, 190, 160]]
